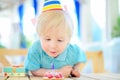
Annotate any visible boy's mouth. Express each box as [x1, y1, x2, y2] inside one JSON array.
[[48, 50, 59, 57], [50, 51, 57, 55]]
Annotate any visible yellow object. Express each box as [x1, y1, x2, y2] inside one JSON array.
[[80, 51, 105, 73], [0, 49, 27, 66]]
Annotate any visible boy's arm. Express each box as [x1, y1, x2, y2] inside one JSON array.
[[71, 62, 81, 77], [31, 65, 72, 77], [31, 68, 51, 77]]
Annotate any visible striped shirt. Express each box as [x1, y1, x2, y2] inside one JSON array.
[[24, 40, 86, 73]]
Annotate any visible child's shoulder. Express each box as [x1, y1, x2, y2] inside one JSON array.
[[29, 40, 41, 50], [32, 40, 41, 46], [33, 40, 40, 44], [68, 43, 81, 49], [28, 40, 42, 54], [68, 43, 84, 53]]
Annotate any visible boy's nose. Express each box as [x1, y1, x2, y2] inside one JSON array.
[[50, 41, 57, 48]]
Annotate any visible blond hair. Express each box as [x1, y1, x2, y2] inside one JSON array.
[[36, 10, 73, 38]]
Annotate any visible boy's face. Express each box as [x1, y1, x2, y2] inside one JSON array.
[[40, 26, 70, 58]]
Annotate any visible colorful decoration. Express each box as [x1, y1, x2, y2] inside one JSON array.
[[42, 0, 63, 12], [43, 63, 64, 80], [43, 72, 63, 80], [3, 66, 26, 76]]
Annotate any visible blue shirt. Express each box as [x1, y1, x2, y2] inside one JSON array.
[[24, 40, 86, 73]]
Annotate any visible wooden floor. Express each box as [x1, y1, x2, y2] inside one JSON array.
[[0, 73, 120, 80]]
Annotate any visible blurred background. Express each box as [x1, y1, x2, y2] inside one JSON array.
[[0, 0, 120, 73]]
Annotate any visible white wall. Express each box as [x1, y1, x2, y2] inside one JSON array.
[[106, 0, 119, 40], [81, 0, 119, 43]]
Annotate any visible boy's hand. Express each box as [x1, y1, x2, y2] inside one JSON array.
[[58, 66, 72, 77], [71, 69, 80, 77]]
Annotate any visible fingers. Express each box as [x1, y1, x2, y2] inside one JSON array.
[[59, 66, 72, 77], [71, 69, 80, 77]]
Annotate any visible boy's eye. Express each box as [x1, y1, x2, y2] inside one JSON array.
[[46, 39, 51, 41], [58, 40, 63, 42]]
